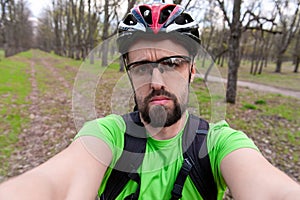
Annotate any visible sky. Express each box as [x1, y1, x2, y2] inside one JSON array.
[[27, 0, 51, 18], [26, 0, 178, 18]]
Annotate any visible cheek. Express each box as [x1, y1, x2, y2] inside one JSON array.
[[134, 84, 149, 99], [166, 76, 188, 96]]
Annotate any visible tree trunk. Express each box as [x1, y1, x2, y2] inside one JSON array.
[[254, 41, 264, 75], [226, 35, 240, 103], [293, 29, 300, 73], [101, 0, 109, 67], [66, 1, 73, 58], [294, 57, 299, 73], [275, 54, 283, 73], [53, 1, 61, 55], [226, 0, 241, 104], [257, 38, 266, 75], [250, 35, 258, 74], [220, 54, 225, 67], [119, 57, 125, 72], [1, 0, 8, 57]]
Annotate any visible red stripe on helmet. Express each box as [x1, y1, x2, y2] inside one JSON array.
[[150, 4, 181, 34]]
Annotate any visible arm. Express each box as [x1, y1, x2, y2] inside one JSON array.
[[0, 138, 112, 200], [221, 148, 300, 200]]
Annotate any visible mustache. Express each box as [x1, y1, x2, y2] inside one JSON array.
[[144, 89, 177, 103]]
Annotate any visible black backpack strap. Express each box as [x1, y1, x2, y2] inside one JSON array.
[[100, 112, 147, 200], [171, 155, 194, 200], [171, 115, 217, 200]]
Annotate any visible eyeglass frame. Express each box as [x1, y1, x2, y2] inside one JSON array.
[[125, 55, 193, 78]]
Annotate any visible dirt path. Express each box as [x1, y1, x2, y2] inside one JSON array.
[[198, 74, 300, 99], [8, 59, 45, 175], [7, 53, 76, 177], [237, 80, 300, 98]]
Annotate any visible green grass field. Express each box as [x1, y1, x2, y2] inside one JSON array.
[[0, 52, 32, 174]]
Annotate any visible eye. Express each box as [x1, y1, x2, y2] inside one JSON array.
[[160, 58, 180, 68], [137, 65, 148, 72], [132, 64, 151, 75]]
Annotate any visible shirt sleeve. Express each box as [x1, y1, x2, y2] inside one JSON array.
[[207, 120, 259, 190], [74, 114, 126, 166]]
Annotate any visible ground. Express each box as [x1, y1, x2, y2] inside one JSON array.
[[0, 50, 299, 199]]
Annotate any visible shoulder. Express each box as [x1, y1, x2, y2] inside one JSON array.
[[207, 120, 258, 154], [75, 114, 126, 138], [74, 114, 127, 162], [206, 120, 259, 189]]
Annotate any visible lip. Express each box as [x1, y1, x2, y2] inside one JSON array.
[[149, 96, 171, 105]]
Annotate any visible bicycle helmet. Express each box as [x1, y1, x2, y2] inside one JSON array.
[[117, 2, 200, 55]]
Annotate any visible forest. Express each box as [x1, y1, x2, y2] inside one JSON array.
[[0, 0, 300, 103]]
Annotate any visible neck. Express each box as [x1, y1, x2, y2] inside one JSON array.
[[142, 112, 187, 140]]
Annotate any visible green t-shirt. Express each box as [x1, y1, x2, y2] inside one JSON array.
[[75, 113, 258, 200]]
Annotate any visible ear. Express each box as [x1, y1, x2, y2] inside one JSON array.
[[190, 63, 196, 83]]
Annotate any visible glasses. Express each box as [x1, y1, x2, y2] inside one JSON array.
[[126, 55, 192, 78]]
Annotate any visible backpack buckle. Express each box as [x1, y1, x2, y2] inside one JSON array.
[[182, 157, 194, 173]]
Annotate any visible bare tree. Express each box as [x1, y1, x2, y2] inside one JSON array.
[[52, 0, 63, 56], [36, 9, 54, 52], [0, 0, 8, 55], [101, 0, 109, 67], [274, 0, 300, 73], [216, 0, 277, 103], [0, 0, 33, 57], [216, 0, 242, 104], [119, 0, 137, 72], [65, 0, 74, 58]]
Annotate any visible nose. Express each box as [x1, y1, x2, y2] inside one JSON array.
[[150, 68, 165, 90]]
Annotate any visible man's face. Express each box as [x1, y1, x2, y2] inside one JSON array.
[[126, 39, 195, 128]]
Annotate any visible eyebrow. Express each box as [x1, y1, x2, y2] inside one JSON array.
[[127, 55, 190, 68]]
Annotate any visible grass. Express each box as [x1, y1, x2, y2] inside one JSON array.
[[0, 49, 4, 60], [0, 54, 31, 175], [192, 77, 300, 173]]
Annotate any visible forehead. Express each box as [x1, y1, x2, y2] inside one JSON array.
[[127, 39, 189, 61]]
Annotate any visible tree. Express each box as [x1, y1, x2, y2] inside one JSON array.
[[216, 0, 277, 103], [52, 0, 63, 56], [0, 0, 8, 54], [293, 29, 300, 73], [274, 0, 300, 73], [36, 9, 54, 52], [216, 0, 242, 104], [0, 0, 33, 57], [101, 0, 109, 67]]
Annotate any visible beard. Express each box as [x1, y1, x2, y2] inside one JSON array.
[[137, 89, 187, 128]]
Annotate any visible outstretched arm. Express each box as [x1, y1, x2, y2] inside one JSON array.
[[221, 148, 300, 200], [0, 138, 112, 200]]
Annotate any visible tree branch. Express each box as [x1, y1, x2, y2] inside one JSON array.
[[216, 0, 231, 28]]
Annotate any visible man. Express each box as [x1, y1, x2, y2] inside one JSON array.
[[0, 2, 300, 200]]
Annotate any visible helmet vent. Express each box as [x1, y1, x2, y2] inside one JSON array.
[[139, 6, 152, 25], [159, 5, 175, 24], [175, 13, 193, 25], [124, 14, 138, 25]]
